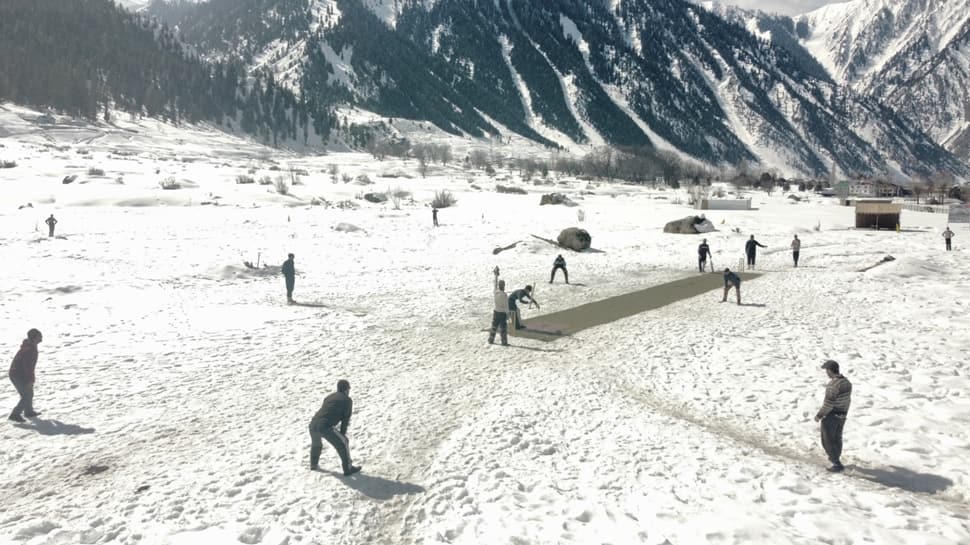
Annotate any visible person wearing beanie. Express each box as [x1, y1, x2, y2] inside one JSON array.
[[721, 268, 741, 304], [9, 328, 43, 422], [508, 285, 540, 330], [815, 360, 852, 472], [309, 379, 361, 476]]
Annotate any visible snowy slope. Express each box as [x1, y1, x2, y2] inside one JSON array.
[[796, 0, 970, 85], [146, 0, 967, 179], [794, 0, 970, 162], [1, 104, 970, 545]]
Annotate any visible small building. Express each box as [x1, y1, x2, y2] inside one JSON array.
[[855, 200, 902, 229]]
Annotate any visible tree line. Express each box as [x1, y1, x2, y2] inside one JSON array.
[[0, 0, 332, 145]]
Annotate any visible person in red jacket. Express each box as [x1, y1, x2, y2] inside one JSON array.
[[9, 328, 42, 422]]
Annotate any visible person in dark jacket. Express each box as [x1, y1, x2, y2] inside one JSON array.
[[9, 328, 42, 422], [282, 253, 296, 303], [432, 207, 439, 227], [790, 235, 801, 267], [745, 235, 767, 268], [721, 268, 741, 304], [815, 360, 852, 472], [45, 215, 57, 237], [943, 226, 954, 251], [550, 254, 569, 284], [508, 285, 540, 330], [309, 379, 361, 475], [698, 239, 712, 272]]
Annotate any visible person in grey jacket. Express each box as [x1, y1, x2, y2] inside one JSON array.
[[815, 360, 852, 472], [489, 268, 509, 345], [943, 227, 954, 251], [309, 379, 361, 475]]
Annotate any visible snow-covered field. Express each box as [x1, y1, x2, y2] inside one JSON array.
[[1, 105, 968, 545]]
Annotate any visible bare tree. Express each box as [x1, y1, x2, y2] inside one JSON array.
[[931, 171, 955, 203]]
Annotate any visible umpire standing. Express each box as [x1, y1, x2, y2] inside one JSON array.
[[282, 253, 296, 303]]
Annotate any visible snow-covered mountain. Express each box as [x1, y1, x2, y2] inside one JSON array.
[[793, 0, 970, 163], [144, 0, 966, 179]]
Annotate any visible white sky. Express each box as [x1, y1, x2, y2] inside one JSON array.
[[716, 0, 848, 16]]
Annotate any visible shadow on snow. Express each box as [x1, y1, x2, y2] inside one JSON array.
[[322, 470, 425, 500], [848, 464, 954, 496], [15, 418, 95, 436]]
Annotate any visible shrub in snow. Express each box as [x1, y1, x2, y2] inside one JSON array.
[[258, 176, 273, 185], [496, 185, 527, 194], [432, 189, 457, 208], [387, 187, 409, 210], [336, 200, 359, 210], [355, 174, 373, 185], [274, 176, 289, 195], [577, 208, 586, 222], [0, 160, 16, 169], [236, 175, 256, 184], [87, 167, 105, 176]]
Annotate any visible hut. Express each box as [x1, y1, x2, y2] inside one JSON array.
[[855, 200, 902, 229]]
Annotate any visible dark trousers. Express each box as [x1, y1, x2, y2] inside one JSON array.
[[489, 311, 508, 344], [10, 376, 34, 417], [746, 253, 756, 267], [793, 251, 800, 266], [284, 276, 295, 300], [820, 413, 846, 465], [698, 257, 707, 272], [550, 265, 568, 283], [309, 422, 352, 472], [433, 216, 438, 227], [946, 238, 952, 250]]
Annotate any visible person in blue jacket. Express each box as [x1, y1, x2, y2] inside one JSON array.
[[508, 285, 540, 330], [722, 268, 741, 304]]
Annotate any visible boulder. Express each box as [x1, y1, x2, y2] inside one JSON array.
[[363, 192, 387, 204], [663, 215, 715, 234], [540, 193, 577, 207], [557, 227, 592, 251]]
